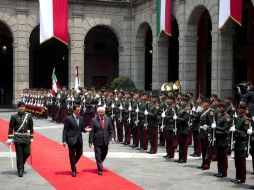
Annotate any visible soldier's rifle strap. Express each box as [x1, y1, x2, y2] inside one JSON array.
[[16, 113, 29, 133]]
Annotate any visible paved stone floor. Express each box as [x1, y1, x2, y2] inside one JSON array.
[[1, 112, 254, 190]]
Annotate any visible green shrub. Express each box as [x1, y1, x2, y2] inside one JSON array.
[[111, 76, 135, 90]]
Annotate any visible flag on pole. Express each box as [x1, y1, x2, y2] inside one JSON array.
[[39, 0, 68, 45], [157, 0, 171, 36], [51, 68, 59, 95], [75, 65, 80, 93], [219, 0, 242, 29]]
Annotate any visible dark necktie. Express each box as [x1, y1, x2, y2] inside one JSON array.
[[101, 117, 104, 129]]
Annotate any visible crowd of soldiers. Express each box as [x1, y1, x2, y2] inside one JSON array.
[[20, 85, 254, 186]]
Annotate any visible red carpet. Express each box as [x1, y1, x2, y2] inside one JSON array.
[[0, 119, 143, 190]]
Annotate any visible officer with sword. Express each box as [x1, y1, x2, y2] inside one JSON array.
[[6, 101, 34, 177]]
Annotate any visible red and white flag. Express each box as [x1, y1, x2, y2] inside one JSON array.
[[39, 0, 68, 45], [74, 65, 80, 93], [219, 0, 242, 29], [157, 0, 171, 36], [51, 68, 59, 95]]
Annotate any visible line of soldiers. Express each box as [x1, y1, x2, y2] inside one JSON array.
[[20, 87, 254, 186]]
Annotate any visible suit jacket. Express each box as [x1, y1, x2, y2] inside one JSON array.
[[89, 115, 114, 146], [62, 115, 85, 145]]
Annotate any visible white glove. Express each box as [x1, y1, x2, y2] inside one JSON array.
[[144, 110, 148, 116], [229, 126, 236, 132], [173, 115, 177, 120], [31, 139, 34, 143], [161, 112, 166, 118], [135, 108, 139, 113], [203, 125, 208, 130], [111, 103, 115, 109], [6, 139, 13, 145], [247, 129, 253, 135], [119, 105, 123, 110], [211, 122, 216, 129], [128, 106, 132, 111]]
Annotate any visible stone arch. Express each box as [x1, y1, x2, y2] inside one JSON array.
[[82, 17, 122, 49], [83, 25, 119, 88], [134, 22, 153, 90], [156, 15, 179, 85], [29, 25, 69, 89], [184, 5, 213, 97], [0, 20, 14, 106]]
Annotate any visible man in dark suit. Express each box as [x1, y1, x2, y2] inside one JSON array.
[[62, 104, 91, 177], [89, 106, 114, 175]]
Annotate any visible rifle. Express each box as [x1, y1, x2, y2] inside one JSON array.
[[247, 117, 254, 156], [160, 109, 166, 131], [127, 102, 132, 124], [134, 105, 139, 126], [173, 108, 177, 134], [211, 117, 216, 146], [119, 103, 123, 122], [144, 109, 148, 130]]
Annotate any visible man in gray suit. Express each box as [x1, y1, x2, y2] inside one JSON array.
[[89, 106, 114, 175]]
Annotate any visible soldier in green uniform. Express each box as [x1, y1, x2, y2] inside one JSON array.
[[163, 95, 176, 159], [147, 94, 159, 154], [231, 104, 248, 184], [175, 97, 190, 163], [214, 102, 231, 177], [7, 101, 33, 177], [197, 99, 212, 170], [158, 92, 167, 146]]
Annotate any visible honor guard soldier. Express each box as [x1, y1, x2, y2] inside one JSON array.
[[231, 104, 248, 184], [190, 97, 202, 157], [130, 92, 141, 148], [83, 89, 96, 127], [114, 91, 124, 143], [138, 93, 149, 151], [175, 97, 190, 163], [158, 92, 167, 146], [147, 93, 159, 154], [6, 101, 33, 177], [197, 99, 212, 170], [214, 102, 231, 177], [163, 95, 177, 159], [122, 91, 132, 145]]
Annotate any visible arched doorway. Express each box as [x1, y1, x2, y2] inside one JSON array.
[[196, 10, 212, 97], [29, 26, 69, 89], [145, 27, 153, 91], [0, 21, 13, 107], [84, 26, 119, 89], [168, 17, 179, 82], [233, 0, 254, 84], [135, 23, 153, 90]]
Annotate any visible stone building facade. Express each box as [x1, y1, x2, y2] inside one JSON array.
[[0, 0, 253, 105]]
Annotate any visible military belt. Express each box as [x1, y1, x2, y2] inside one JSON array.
[[14, 132, 29, 136]]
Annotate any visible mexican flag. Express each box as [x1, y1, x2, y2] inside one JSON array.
[[39, 0, 68, 45], [219, 0, 242, 29], [74, 65, 80, 93], [51, 68, 59, 95], [157, 0, 171, 36]]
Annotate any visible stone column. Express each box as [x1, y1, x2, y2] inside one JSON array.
[[134, 46, 145, 89], [13, 7, 29, 104], [152, 38, 168, 90], [212, 28, 234, 98], [179, 35, 198, 95], [69, 13, 84, 88]]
